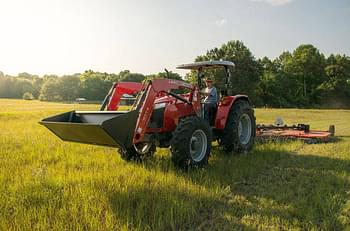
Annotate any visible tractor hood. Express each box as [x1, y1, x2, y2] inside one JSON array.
[[154, 93, 192, 105]]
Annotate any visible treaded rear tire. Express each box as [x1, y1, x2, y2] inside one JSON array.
[[171, 116, 211, 168], [222, 100, 256, 154]]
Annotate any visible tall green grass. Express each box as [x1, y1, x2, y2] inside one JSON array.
[[0, 99, 349, 230]]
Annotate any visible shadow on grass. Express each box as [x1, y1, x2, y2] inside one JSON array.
[[105, 183, 247, 230], [104, 144, 350, 230], [189, 145, 350, 230]]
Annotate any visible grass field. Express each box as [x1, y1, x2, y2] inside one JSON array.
[[0, 99, 349, 230]]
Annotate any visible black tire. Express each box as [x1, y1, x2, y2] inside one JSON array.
[[171, 116, 212, 168], [222, 100, 256, 154], [118, 143, 156, 161]]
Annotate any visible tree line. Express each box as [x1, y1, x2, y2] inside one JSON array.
[[192, 41, 350, 108], [0, 40, 349, 108], [0, 70, 181, 102]]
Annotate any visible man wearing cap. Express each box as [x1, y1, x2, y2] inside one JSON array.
[[203, 77, 218, 124]]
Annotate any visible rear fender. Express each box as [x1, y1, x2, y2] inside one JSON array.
[[215, 95, 249, 129]]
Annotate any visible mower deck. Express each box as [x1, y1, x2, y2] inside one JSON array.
[[256, 124, 335, 143]]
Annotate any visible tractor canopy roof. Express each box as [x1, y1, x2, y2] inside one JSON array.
[[176, 60, 234, 70]]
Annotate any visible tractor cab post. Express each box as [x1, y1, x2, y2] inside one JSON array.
[[223, 65, 232, 96]]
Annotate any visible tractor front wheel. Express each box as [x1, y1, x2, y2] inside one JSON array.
[[222, 100, 256, 154], [171, 116, 211, 168], [118, 143, 156, 161]]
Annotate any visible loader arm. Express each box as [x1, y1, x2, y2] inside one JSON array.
[[133, 79, 196, 144], [106, 82, 144, 111]]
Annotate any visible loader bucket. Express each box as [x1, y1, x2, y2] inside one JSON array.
[[39, 110, 138, 150]]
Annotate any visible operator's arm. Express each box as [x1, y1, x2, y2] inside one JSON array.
[[207, 87, 217, 98], [211, 87, 218, 100]]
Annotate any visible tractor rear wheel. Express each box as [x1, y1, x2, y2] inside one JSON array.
[[222, 100, 256, 154], [118, 143, 156, 161], [171, 116, 211, 168]]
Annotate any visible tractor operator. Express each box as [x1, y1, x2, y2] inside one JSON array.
[[203, 77, 218, 124]]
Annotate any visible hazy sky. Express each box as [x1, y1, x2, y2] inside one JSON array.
[[0, 0, 349, 76]]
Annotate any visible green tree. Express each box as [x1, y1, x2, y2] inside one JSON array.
[[0, 77, 12, 98], [154, 70, 182, 80], [317, 55, 350, 107], [39, 78, 61, 101], [0, 76, 34, 99], [57, 75, 81, 101], [23, 92, 34, 100], [119, 72, 145, 82], [146, 70, 183, 83], [105, 73, 119, 82], [32, 77, 44, 99], [282, 44, 327, 105], [257, 57, 282, 107], [80, 70, 112, 100], [18, 72, 34, 80]]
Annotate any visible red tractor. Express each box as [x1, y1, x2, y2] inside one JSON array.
[[40, 61, 256, 168]]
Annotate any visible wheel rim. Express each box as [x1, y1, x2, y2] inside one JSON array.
[[238, 114, 252, 145], [134, 143, 152, 154], [189, 129, 207, 162]]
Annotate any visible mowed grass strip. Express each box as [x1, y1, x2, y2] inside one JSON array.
[[0, 99, 349, 230]]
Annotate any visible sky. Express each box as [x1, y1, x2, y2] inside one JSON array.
[[0, 0, 349, 76]]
